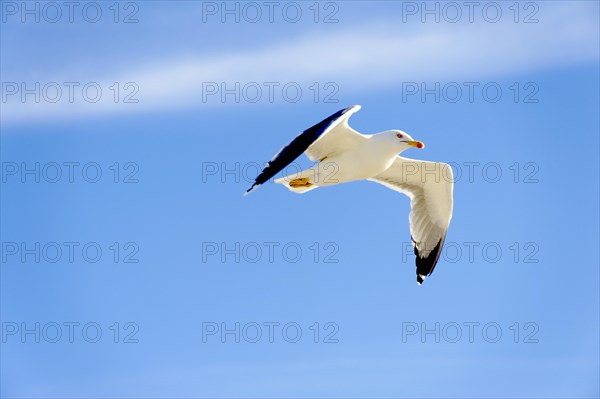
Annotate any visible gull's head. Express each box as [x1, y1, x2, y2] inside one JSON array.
[[378, 130, 425, 151]]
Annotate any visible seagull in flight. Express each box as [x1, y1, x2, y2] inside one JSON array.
[[245, 105, 454, 284]]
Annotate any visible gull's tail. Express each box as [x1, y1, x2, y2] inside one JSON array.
[[244, 171, 319, 196], [275, 172, 319, 194]]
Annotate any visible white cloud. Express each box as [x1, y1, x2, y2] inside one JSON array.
[[2, 2, 598, 125]]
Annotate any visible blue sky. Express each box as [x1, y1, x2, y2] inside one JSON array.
[[1, 1, 599, 398]]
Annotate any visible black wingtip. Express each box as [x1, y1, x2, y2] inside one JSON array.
[[413, 235, 445, 284], [244, 183, 260, 196]]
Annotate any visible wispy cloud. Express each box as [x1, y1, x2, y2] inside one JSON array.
[[2, 2, 598, 125]]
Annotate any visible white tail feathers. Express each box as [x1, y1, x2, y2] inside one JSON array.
[[275, 175, 318, 194]]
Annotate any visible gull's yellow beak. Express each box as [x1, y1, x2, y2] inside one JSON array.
[[406, 140, 425, 149]]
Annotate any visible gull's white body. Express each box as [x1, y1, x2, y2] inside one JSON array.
[[283, 136, 401, 189]]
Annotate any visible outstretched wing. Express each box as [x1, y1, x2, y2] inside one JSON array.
[[245, 105, 365, 195], [369, 157, 454, 284]]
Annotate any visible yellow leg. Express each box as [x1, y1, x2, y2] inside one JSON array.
[[289, 177, 312, 188]]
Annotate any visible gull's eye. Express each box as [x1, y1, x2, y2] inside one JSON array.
[[396, 133, 403, 139]]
